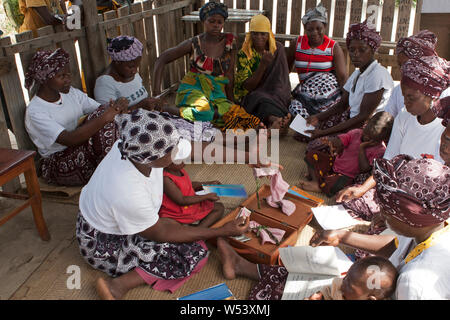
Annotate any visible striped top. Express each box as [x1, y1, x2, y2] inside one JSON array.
[[294, 35, 336, 81]]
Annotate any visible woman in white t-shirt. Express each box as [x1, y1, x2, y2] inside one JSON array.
[[24, 48, 128, 186], [76, 110, 250, 300], [304, 21, 393, 140], [94, 36, 160, 111]]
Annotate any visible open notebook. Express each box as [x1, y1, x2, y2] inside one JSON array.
[[280, 246, 353, 300]]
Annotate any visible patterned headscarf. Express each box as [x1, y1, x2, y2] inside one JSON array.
[[302, 3, 328, 25], [241, 14, 277, 60], [199, 1, 228, 22], [401, 55, 450, 99], [115, 109, 181, 164], [346, 20, 382, 52], [373, 155, 450, 228], [396, 30, 437, 59], [24, 48, 70, 90], [107, 36, 143, 62]]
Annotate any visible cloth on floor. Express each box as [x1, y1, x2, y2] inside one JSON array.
[[252, 168, 296, 216], [249, 220, 285, 245]]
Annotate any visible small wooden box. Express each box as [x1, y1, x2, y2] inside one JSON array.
[[210, 184, 321, 265]]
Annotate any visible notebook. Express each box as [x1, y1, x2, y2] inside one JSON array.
[[280, 246, 353, 300], [177, 283, 235, 300], [202, 184, 247, 198]]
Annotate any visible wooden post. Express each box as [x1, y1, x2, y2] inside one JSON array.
[[0, 37, 35, 152], [395, 0, 414, 41], [380, 0, 395, 44], [15, 31, 35, 98], [82, 0, 108, 91], [413, 0, 423, 35]]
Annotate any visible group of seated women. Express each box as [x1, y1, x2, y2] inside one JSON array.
[[22, 1, 450, 300]]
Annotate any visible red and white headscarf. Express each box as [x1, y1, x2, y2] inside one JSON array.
[[401, 55, 450, 99], [396, 30, 437, 59], [346, 20, 382, 52], [374, 155, 450, 228], [24, 48, 70, 90]]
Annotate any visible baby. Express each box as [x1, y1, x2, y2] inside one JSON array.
[[159, 160, 224, 227], [306, 256, 398, 300]]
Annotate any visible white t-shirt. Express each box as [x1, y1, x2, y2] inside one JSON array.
[[384, 85, 450, 118], [94, 74, 148, 107], [343, 60, 394, 118], [79, 140, 163, 235], [25, 87, 100, 157], [383, 108, 445, 161], [389, 230, 450, 300]]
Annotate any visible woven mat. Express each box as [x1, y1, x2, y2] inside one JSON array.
[[10, 133, 357, 300]]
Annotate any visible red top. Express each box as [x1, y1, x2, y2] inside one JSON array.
[[159, 168, 214, 224], [294, 35, 336, 81], [334, 129, 386, 178]]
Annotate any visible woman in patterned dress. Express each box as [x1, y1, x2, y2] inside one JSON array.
[[152, 2, 260, 131]]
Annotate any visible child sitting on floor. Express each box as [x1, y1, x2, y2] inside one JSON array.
[[159, 160, 224, 227], [299, 111, 393, 197], [306, 255, 398, 300]]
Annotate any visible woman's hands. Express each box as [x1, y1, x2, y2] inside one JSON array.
[[220, 217, 250, 237], [103, 98, 129, 122], [309, 229, 345, 247]]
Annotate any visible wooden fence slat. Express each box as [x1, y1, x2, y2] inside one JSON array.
[[235, 0, 246, 46], [380, 0, 395, 44], [321, 0, 332, 36], [223, 0, 234, 33], [131, 2, 151, 91], [250, 0, 259, 10], [395, 0, 414, 41], [118, 6, 134, 36], [15, 31, 35, 97], [36, 26, 58, 51], [305, 0, 316, 12], [143, 0, 158, 94], [155, 0, 173, 89], [82, 0, 109, 90], [104, 10, 120, 39], [276, 0, 289, 34], [0, 37, 35, 152], [333, 0, 348, 38], [290, 0, 303, 36], [173, 4, 187, 82], [182, 3, 194, 77], [263, 0, 274, 25], [413, 0, 422, 34], [54, 25, 83, 91], [349, 0, 363, 24]]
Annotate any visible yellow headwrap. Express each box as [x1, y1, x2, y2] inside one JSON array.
[[242, 15, 277, 60]]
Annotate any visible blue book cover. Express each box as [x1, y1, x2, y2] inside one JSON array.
[[202, 184, 247, 198], [287, 187, 310, 200], [177, 283, 235, 300]]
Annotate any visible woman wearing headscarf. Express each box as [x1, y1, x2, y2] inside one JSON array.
[[384, 30, 450, 117], [336, 54, 450, 259], [216, 155, 450, 300], [24, 48, 128, 186], [77, 109, 250, 300], [152, 2, 260, 131], [94, 35, 160, 112], [286, 3, 348, 122], [233, 14, 292, 131], [303, 20, 393, 140]]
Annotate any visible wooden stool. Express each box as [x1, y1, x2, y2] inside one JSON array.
[[0, 148, 50, 241]]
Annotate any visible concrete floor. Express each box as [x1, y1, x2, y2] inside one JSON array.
[[0, 196, 79, 300]]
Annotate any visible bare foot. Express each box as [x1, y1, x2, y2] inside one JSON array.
[[280, 113, 292, 136], [96, 278, 117, 300], [217, 237, 239, 280], [298, 179, 322, 193]]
